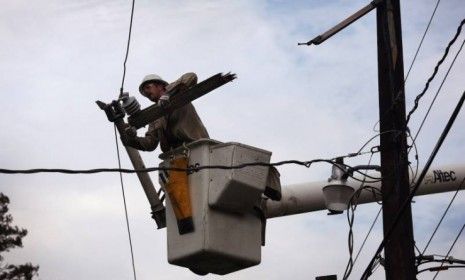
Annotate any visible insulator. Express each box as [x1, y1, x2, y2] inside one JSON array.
[[122, 96, 141, 116]]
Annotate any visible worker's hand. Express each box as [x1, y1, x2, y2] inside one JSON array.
[[120, 126, 137, 146], [124, 126, 137, 138], [158, 94, 170, 108]]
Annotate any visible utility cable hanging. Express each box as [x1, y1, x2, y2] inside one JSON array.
[[119, 0, 136, 97], [410, 38, 465, 147], [418, 265, 465, 275], [372, 0, 441, 133], [353, 206, 382, 264], [432, 224, 465, 279], [407, 130, 420, 186], [355, 130, 400, 156], [404, 0, 442, 82], [417, 254, 465, 274], [331, 130, 399, 162], [342, 151, 380, 280], [0, 159, 381, 182], [114, 126, 137, 280], [421, 176, 465, 255], [406, 18, 465, 124], [115, 0, 137, 279], [360, 89, 465, 280]]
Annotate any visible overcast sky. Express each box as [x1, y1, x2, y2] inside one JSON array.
[[1, 0, 464, 279]]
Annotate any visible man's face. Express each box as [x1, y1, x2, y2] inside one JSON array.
[[141, 82, 165, 102]]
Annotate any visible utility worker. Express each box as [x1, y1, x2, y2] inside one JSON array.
[[121, 72, 209, 152]]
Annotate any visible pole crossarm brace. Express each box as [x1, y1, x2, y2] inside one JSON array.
[[128, 72, 236, 129], [298, 0, 382, 46]]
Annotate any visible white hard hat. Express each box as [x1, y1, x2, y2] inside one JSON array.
[[139, 74, 168, 93]]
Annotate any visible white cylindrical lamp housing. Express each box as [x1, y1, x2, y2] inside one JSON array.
[[266, 164, 465, 219]]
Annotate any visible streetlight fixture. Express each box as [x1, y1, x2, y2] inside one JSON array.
[[323, 158, 353, 214]]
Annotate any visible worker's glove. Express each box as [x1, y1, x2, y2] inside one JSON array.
[[120, 126, 137, 146], [125, 126, 137, 137], [158, 94, 170, 108]]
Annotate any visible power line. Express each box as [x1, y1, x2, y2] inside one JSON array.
[[418, 265, 465, 275], [353, 206, 382, 265], [116, 1, 137, 279], [0, 158, 381, 182], [360, 90, 465, 279], [374, 17, 464, 132], [119, 0, 136, 97], [372, 1, 443, 133], [407, 130, 420, 186], [406, 19, 465, 124], [421, 176, 465, 255], [411, 39, 465, 262], [432, 224, 465, 279], [410, 38, 465, 146], [343, 152, 382, 280], [330, 130, 386, 162], [404, 0, 442, 82], [355, 130, 400, 156], [114, 126, 137, 280]]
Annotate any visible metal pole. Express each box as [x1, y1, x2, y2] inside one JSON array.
[[376, 0, 416, 279]]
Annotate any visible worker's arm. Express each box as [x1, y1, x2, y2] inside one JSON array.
[[167, 73, 209, 142], [165, 72, 198, 95], [121, 118, 165, 151]]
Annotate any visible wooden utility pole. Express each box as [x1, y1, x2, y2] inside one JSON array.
[[376, 0, 416, 279]]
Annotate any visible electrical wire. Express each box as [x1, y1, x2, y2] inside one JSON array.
[[421, 177, 465, 255], [432, 224, 465, 279], [372, 0, 443, 132], [119, 0, 136, 98], [417, 256, 465, 269], [360, 90, 465, 280], [332, 130, 402, 163], [406, 19, 465, 124], [114, 126, 137, 280], [353, 206, 382, 265], [342, 152, 382, 280], [355, 130, 400, 156], [418, 265, 465, 275], [116, 1, 137, 279], [368, 254, 383, 276], [0, 158, 378, 180], [0, 159, 319, 174], [414, 242, 422, 256], [342, 184, 383, 279], [410, 38, 465, 147], [404, 0, 442, 82], [407, 130, 420, 186]]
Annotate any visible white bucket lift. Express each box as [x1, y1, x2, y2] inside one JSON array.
[[159, 139, 271, 275]]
